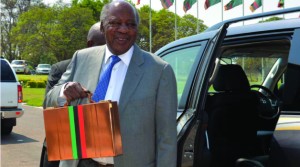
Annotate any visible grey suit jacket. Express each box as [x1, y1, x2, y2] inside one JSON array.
[[44, 44, 178, 167]]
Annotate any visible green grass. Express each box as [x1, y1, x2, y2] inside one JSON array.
[[23, 88, 46, 107], [17, 74, 48, 107]]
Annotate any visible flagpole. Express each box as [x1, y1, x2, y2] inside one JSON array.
[[149, 0, 152, 52], [261, 0, 263, 22], [196, 0, 199, 33], [242, 0, 244, 25], [283, 1, 285, 19], [175, 0, 177, 40], [221, 0, 223, 21]]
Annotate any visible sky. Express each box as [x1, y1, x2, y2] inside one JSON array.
[[44, 0, 300, 27]]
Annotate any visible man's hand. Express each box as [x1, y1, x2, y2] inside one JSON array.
[[63, 82, 89, 102]]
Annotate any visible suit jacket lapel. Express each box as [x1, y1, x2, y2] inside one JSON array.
[[119, 44, 144, 113], [87, 45, 106, 91]]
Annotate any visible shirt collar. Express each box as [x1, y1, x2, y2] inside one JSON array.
[[104, 46, 134, 67]]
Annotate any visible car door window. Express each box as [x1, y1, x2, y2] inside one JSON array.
[[162, 44, 204, 110], [233, 57, 279, 86]]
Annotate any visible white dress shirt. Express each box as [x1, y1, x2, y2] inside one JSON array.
[[92, 46, 133, 164], [58, 46, 133, 165]]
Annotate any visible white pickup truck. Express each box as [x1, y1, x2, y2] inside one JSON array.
[[1, 58, 24, 134]]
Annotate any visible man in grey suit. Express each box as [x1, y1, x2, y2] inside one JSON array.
[[44, 1, 177, 167]]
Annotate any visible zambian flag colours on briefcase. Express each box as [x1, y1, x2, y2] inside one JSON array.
[[43, 101, 123, 161]]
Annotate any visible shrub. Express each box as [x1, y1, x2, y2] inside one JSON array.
[[26, 81, 46, 88], [26, 81, 37, 88], [37, 81, 46, 88]]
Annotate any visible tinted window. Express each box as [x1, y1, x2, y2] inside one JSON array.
[[162, 46, 200, 106], [233, 57, 278, 85], [1, 60, 16, 82]]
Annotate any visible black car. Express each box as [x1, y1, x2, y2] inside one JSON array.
[[156, 7, 300, 167]]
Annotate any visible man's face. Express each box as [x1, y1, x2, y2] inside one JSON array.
[[102, 2, 138, 55]]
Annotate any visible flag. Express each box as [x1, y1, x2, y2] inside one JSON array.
[[183, 0, 197, 12], [137, 0, 140, 5], [249, 0, 262, 12], [204, 0, 221, 10], [160, 0, 174, 9], [278, 0, 284, 8], [224, 0, 243, 11]]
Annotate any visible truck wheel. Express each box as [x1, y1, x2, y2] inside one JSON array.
[[1, 125, 13, 135]]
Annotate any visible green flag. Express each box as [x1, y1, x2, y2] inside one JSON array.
[[184, 0, 197, 12], [204, 0, 221, 10], [249, 0, 262, 12], [278, 0, 284, 8], [160, 0, 174, 9], [224, 0, 243, 11]]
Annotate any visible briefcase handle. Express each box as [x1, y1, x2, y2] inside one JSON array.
[[65, 90, 95, 106]]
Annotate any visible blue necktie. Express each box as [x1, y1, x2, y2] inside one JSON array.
[[92, 55, 121, 102]]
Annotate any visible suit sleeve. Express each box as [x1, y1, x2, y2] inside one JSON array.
[[45, 64, 62, 95], [44, 51, 78, 108], [156, 64, 178, 167]]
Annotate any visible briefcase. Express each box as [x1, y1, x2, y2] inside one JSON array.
[[43, 100, 123, 161]]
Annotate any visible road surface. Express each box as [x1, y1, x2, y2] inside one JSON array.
[[1, 104, 44, 167]]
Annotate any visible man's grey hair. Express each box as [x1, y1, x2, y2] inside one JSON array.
[[100, 1, 140, 25]]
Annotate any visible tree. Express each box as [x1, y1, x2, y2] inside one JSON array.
[[137, 6, 207, 52], [71, 0, 109, 21], [0, 0, 44, 61], [12, 5, 95, 65], [136, 5, 156, 51], [178, 14, 207, 39], [151, 9, 177, 52]]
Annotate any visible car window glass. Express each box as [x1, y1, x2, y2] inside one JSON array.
[[1, 60, 16, 82], [12, 60, 24, 65], [234, 57, 278, 86], [162, 46, 200, 107], [39, 64, 51, 68], [208, 57, 278, 92]]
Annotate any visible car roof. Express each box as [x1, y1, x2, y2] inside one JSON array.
[[156, 7, 300, 55], [155, 30, 218, 55], [12, 60, 25, 62], [227, 18, 300, 36], [156, 18, 300, 55]]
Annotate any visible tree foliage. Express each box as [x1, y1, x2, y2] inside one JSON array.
[[71, 0, 109, 21], [6, 1, 207, 65], [12, 6, 95, 65], [0, 0, 44, 62], [137, 5, 207, 52]]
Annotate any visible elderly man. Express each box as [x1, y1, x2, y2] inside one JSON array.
[[44, 1, 177, 167]]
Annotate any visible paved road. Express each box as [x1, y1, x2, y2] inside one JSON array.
[[1, 104, 45, 167]]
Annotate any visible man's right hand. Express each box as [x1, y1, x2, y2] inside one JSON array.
[[63, 82, 89, 102]]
